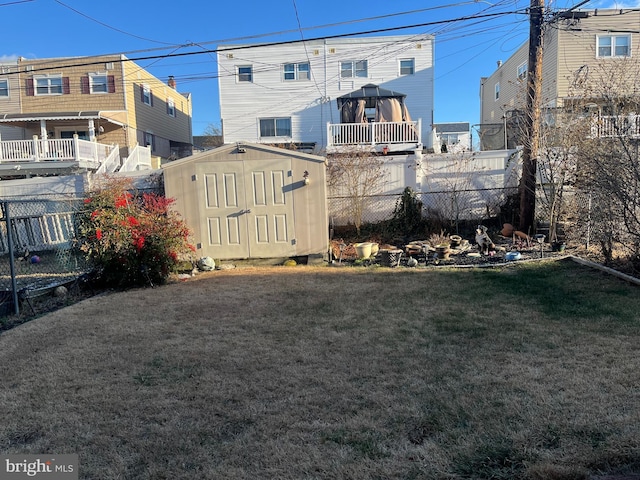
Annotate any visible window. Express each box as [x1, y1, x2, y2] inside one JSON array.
[[0, 79, 8, 97], [341, 60, 368, 78], [597, 35, 631, 57], [400, 58, 415, 75], [89, 73, 108, 93], [144, 132, 154, 151], [167, 98, 175, 117], [441, 133, 459, 144], [237, 66, 253, 82], [283, 62, 310, 81], [142, 84, 152, 105], [259, 117, 291, 137], [35, 75, 63, 95], [517, 62, 527, 80], [495, 82, 500, 100]]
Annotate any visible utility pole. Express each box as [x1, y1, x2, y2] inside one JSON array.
[[519, 0, 545, 234]]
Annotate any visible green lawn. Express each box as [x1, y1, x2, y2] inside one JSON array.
[[1, 259, 639, 479]]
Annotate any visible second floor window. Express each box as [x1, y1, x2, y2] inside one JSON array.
[[142, 85, 152, 105], [90, 73, 108, 93], [341, 60, 368, 78], [0, 79, 8, 97], [495, 82, 500, 100], [283, 62, 310, 81], [259, 117, 291, 137], [597, 35, 631, 57], [517, 62, 527, 80], [167, 98, 175, 117], [400, 59, 415, 75], [237, 66, 253, 82], [35, 75, 63, 95]]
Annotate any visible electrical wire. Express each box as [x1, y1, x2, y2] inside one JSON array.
[[53, 0, 176, 46]]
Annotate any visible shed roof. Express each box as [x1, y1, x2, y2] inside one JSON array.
[[161, 142, 326, 170]]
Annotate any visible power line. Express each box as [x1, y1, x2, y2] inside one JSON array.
[[53, 0, 175, 46], [1, 9, 528, 76]]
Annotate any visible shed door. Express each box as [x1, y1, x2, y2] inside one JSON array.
[[197, 158, 296, 259]]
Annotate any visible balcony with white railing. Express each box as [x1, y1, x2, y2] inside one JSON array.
[[591, 114, 640, 138], [0, 135, 120, 174], [326, 119, 422, 154]]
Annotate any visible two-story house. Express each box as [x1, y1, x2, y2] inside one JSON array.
[[217, 35, 434, 154], [0, 60, 23, 142], [0, 54, 193, 177], [479, 8, 640, 150]]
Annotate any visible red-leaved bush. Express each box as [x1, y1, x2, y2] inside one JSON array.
[[76, 177, 195, 287]]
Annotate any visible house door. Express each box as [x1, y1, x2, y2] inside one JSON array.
[[196, 158, 296, 259]]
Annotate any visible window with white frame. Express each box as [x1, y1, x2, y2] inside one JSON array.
[[283, 62, 310, 81], [597, 35, 631, 57], [517, 62, 527, 80], [259, 117, 291, 137], [400, 58, 415, 75], [144, 132, 154, 150], [440, 133, 460, 145], [237, 65, 253, 82], [341, 60, 368, 78], [89, 73, 108, 93], [35, 75, 63, 95], [167, 98, 175, 117], [495, 82, 500, 100], [142, 84, 152, 105], [0, 79, 8, 97]]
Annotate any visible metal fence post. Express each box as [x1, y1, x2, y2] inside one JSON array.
[[5, 201, 19, 315]]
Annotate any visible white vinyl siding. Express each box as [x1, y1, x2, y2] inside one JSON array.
[[218, 35, 434, 149]]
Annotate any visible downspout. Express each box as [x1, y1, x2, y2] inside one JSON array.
[[120, 54, 130, 157]]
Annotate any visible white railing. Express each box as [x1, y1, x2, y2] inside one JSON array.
[[0, 135, 120, 171], [327, 120, 421, 148], [591, 115, 640, 138], [120, 144, 152, 172], [95, 146, 121, 174]]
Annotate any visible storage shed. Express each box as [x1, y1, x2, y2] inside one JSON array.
[[162, 142, 328, 260]]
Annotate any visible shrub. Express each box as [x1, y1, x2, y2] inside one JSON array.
[[76, 178, 195, 287]]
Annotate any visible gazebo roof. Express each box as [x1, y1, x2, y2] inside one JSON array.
[[336, 84, 406, 108]]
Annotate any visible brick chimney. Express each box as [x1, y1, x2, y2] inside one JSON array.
[[168, 75, 176, 89]]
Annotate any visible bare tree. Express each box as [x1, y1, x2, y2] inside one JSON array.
[[326, 149, 387, 235], [200, 123, 224, 149], [566, 57, 640, 265]]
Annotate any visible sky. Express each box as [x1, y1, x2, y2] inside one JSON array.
[[1, 0, 636, 136]]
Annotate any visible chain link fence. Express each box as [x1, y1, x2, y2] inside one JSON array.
[[328, 186, 520, 237], [0, 198, 87, 316]]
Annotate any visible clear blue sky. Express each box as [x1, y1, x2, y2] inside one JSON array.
[[1, 0, 632, 135]]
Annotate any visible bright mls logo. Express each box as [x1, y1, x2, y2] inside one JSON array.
[[0, 455, 78, 480]]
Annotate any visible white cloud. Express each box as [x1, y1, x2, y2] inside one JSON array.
[[587, 0, 640, 7]]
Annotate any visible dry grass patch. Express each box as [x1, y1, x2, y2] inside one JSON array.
[[1, 261, 640, 479]]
